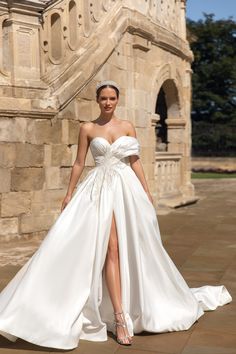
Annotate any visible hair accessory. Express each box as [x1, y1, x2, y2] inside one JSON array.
[[96, 80, 120, 93]]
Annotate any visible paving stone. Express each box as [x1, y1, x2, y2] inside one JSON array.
[[0, 336, 51, 353], [115, 349, 167, 354], [51, 335, 119, 353], [181, 330, 236, 354], [181, 255, 230, 272], [182, 346, 236, 354], [128, 329, 194, 354], [179, 270, 225, 283], [195, 311, 236, 335]]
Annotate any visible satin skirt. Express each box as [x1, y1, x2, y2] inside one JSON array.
[[0, 165, 232, 349]]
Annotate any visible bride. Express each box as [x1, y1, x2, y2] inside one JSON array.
[[61, 80, 149, 346], [0, 80, 232, 350]]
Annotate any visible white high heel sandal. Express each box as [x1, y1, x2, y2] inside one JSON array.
[[113, 311, 133, 346]]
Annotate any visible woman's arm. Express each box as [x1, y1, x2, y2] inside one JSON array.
[[127, 122, 153, 204], [61, 123, 90, 211]]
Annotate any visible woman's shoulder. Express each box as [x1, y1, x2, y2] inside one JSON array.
[[78, 122, 96, 141], [80, 121, 94, 132], [119, 119, 134, 129], [119, 119, 136, 135]]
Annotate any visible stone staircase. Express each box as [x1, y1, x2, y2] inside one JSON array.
[[0, 0, 197, 240], [0, 0, 191, 115]]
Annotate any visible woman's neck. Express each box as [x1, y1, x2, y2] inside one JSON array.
[[98, 113, 116, 123]]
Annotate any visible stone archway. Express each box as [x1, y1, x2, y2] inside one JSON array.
[[149, 64, 195, 207], [155, 78, 185, 153], [155, 87, 168, 152]]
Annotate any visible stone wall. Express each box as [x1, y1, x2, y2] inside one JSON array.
[[0, 0, 196, 241], [0, 116, 79, 240]]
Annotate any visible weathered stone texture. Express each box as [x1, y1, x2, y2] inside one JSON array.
[[31, 190, 65, 214], [0, 167, 11, 193], [60, 167, 72, 189], [11, 168, 45, 191], [0, 217, 18, 236], [0, 118, 28, 143], [135, 109, 150, 128], [0, 143, 16, 168], [58, 100, 79, 120], [15, 143, 44, 167], [26, 120, 62, 144], [68, 120, 79, 144], [51, 145, 72, 167], [1, 192, 31, 217], [43, 145, 52, 167], [20, 214, 57, 233], [45, 167, 60, 189], [76, 99, 94, 122], [0, 0, 195, 238]]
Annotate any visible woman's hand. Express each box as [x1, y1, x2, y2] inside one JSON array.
[[61, 194, 72, 212]]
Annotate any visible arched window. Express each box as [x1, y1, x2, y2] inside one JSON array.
[[68, 0, 77, 48], [50, 13, 62, 61], [155, 79, 181, 152], [2, 19, 9, 74], [155, 87, 168, 151]]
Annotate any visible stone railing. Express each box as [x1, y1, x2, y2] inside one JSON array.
[[155, 152, 182, 199], [40, 0, 119, 76], [40, 0, 187, 76], [124, 0, 186, 37], [0, 0, 189, 114]]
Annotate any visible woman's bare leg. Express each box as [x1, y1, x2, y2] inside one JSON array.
[[104, 212, 132, 344]]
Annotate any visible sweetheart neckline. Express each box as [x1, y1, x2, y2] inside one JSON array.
[[90, 135, 137, 146]]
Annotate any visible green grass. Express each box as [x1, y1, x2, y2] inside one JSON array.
[[192, 172, 236, 179]]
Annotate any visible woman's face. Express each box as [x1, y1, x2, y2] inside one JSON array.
[[97, 87, 119, 115]]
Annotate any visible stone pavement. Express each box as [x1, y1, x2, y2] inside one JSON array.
[[0, 179, 235, 354]]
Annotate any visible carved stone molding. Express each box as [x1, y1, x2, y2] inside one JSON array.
[[166, 118, 186, 128], [5, 0, 51, 13], [132, 33, 151, 52], [0, 0, 191, 116], [151, 113, 160, 127]]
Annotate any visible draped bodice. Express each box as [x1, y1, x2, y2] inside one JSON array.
[[90, 135, 140, 166], [87, 136, 140, 203]]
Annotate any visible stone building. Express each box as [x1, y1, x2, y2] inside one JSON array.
[[0, 0, 197, 241]]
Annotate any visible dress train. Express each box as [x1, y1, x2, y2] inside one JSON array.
[[0, 136, 232, 349]]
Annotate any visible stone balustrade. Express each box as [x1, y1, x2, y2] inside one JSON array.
[[155, 152, 182, 199], [124, 0, 186, 37], [0, 0, 187, 84], [39, 0, 187, 74], [40, 0, 119, 75]]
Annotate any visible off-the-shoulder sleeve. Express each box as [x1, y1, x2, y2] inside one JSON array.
[[116, 137, 140, 158]]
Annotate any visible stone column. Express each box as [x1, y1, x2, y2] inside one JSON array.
[[180, 0, 187, 39], [0, 3, 9, 84], [150, 113, 159, 209], [3, 1, 45, 86], [180, 62, 195, 199]]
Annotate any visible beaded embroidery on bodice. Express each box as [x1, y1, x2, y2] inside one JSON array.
[[87, 136, 140, 202], [90, 136, 140, 164]]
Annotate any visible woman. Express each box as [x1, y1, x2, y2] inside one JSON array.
[[0, 80, 232, 350], [62, 80, 149, 345]]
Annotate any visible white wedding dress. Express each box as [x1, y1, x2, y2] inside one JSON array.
[[0, 136, 232, 350]]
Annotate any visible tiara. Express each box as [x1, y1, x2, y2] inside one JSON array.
[[96, 80, 120, 92]]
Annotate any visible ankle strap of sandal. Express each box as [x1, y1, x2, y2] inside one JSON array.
[[114, 320, 126, 327], [114, 311, 124, 315]]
